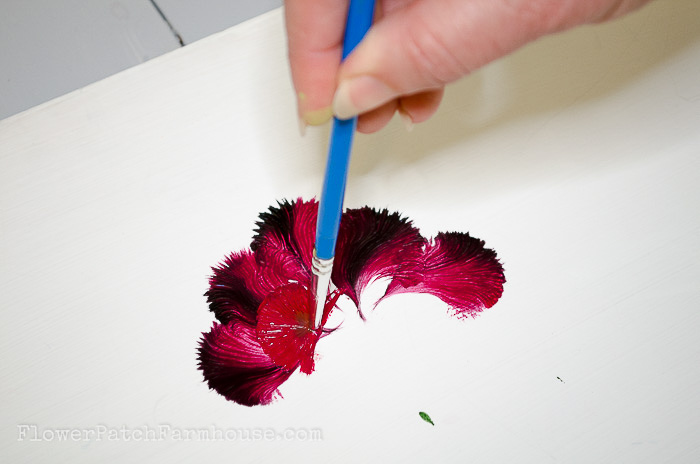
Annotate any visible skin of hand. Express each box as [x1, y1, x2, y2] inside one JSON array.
[[285, 0, 652, 134]]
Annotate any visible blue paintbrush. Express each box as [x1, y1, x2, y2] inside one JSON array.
[[312, 0, 376, 329]]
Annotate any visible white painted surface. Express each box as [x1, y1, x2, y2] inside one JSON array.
[[1, 2, 700, 462], [156, 0, 282, 44], [0, 0, 181, 120]]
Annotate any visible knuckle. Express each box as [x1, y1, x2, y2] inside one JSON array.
[[401, 15, 470, 89], [501, 0, 568, 33]]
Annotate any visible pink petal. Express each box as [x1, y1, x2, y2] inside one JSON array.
[[198, 321, 294, 406], [257, 283, 341, 375], [250, 199, 317, 280], [333, 207, 425, 311], [383, 232, 505, 318]]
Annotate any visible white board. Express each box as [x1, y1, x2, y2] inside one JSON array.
[[1, 3, 699, 462]]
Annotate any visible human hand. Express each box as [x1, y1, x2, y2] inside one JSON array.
[[285, 0, 651, 134]]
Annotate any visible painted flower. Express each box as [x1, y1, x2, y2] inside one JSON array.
[[198, 199, 506, 406]]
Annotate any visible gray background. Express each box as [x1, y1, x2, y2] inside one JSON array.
[[1, 0, 282, 120]]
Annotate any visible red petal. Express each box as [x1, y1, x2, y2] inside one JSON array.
[[206, 252, 260, 325], [256, 283, 341, 375], [383, 232, 505, 318], [333, 207, 425, 311], [206, 250, 299, 325], [198, 321, 294, 406]]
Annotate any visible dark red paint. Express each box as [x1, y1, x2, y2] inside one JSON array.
[[256, 283, 341, 374]]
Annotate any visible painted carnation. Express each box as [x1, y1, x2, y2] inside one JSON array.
[[198, 199, 505, 406]]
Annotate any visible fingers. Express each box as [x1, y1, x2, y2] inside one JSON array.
[[332, 0, 568, 120], [285, 0, 349, 128], [355, 88, 444, 133], [356, 101, 398, 133], [285, 0, 445, 131], [398, 88, 444, 124]]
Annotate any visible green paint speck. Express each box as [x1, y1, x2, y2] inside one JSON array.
[[419, 411, 434, 426]]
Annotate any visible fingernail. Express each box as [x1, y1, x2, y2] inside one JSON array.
[[302, 107, 333, 126], [333, 76, 396, 120], [398, 108, 414, 132]]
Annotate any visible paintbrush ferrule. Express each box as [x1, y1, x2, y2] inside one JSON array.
[[311, 249, 334, 330]]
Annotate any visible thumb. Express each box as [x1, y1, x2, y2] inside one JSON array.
[[332, 0, 561, 119]]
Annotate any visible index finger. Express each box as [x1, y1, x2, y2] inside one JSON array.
[[285, 0, 349, 127]]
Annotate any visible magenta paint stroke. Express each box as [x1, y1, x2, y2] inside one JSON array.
[[198, 199, 506, 406]]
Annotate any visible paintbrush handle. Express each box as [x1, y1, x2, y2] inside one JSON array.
[[314, 0, 376, 260]]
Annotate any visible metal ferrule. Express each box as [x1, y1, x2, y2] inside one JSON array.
[[311, 249, 334, 330]]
